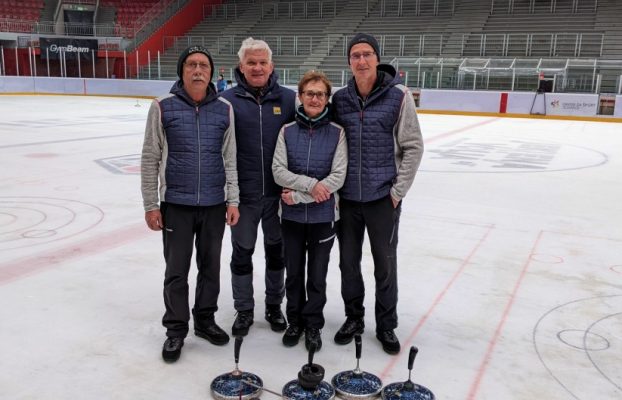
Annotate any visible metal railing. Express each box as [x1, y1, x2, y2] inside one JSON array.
[[0, 19, 120, 36], [206, 1, 338, 19], [207, 0, 458, 19], [163, 33, 446, 57], [390, 57, 622, 94], [461, 33, 604, 58], [490, 0, 598, 14], [369, 0, 456, 16], [3, 44, 621, 95]]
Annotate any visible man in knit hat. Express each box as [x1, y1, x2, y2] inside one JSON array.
[[141, 45, 240, 362], [331, 33, 424, 355]]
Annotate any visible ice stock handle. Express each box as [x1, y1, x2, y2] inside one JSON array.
[[408, 346, 418, 371], [355, 334, 362, 359]]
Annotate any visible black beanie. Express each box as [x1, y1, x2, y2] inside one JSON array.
[[347, 33, 380, 65], [177, 45, 214, 82]]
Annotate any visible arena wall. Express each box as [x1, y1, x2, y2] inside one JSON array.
[[1, 76, 621, 119]]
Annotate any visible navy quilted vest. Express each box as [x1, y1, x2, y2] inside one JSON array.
[[221, 70, 296, 202], [333, 66, 405, 202], [160, 83, 231, 206], [281, 110, 340, 224]]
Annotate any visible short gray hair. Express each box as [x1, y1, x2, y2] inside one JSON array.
[[237, 37, 273, 63]]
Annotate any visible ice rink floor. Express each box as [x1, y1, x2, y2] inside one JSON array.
[[0, 95, 621, 399]]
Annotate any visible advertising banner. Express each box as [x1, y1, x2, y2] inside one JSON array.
[[507, 92, 599, 116], [40, 37, 98, 61], [541, 93, 599, 116]]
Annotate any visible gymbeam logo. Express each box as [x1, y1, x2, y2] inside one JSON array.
[[39, 37, 97, 60], [49, 44, 91, 54]]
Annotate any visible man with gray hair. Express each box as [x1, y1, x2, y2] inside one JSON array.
[[221, 37, 296, 337]]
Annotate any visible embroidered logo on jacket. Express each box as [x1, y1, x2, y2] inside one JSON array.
[[273, 106, 282, 115]]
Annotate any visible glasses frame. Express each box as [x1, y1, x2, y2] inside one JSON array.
[[183, 61, 211, 71], [349, 51, 377, 62], [300, 90, 329, 100]]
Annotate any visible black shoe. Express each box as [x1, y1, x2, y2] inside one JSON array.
[[376, 329, 401, 355], [195, 322, 230, 346], [265, 305, 287, 332], [334, 317, 364, 345], [231, 310, 254, 336], [305, 328, 322, 352], [282, 324, 303, 347], [162, 337, 184, 362]]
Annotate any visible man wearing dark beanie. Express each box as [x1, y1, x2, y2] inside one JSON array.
[[332, 33, 424, 355], [141, 45, 240, 362]]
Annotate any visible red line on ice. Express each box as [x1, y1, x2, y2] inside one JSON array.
[[380, 224, 496, 379], [465, 230, 543, 400], [0, 223, 150, 285]]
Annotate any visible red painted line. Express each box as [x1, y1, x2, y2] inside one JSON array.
[[379, 224, 496, 380], [0, 223, 151, 285], [424, 118, 499, 144], [465, 230, 544, 400]]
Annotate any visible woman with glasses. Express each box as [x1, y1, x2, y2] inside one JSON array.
[[272, 70, 347, 351]]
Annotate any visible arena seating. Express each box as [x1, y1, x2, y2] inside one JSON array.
[[100, 0, 161, 37], [1, 0, 620, 89], [0, 0, 43, 22], [138, 0, 622, 83]]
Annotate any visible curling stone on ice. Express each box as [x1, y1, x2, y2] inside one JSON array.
[[381, 346, 435, 400], [331, 334, 382, 399], [282, 343, 335, 399], [210, 336, 263, 400]]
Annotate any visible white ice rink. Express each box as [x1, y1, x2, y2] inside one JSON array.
[[0, 95, 621, 399]]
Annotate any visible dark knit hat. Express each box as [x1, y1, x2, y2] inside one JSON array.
[[177, 45, 214, 81], [347, 33, 380, 64]]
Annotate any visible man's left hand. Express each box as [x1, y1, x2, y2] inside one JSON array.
[[226, 206, 240, 226]]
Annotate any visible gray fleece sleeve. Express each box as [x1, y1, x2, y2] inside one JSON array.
[[221, 99, 239, 206], [390, 86, 424, 202], [141, 100, 164, 212]]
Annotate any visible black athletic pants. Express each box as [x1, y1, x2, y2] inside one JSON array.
[[337, 195, 401, 332], [161, 202, 226, 338], [281, 219, 336, 329]]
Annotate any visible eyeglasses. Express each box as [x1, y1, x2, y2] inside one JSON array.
[[301, 90, 328, 100], [349, 51, 376, 61], [184, 62, 211, 71]]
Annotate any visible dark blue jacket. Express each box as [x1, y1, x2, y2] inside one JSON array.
[[220, 69, 296, 202], [281, 107, 341, 224], [332, 64, 405, 202], [160, 81, 232, 206]]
